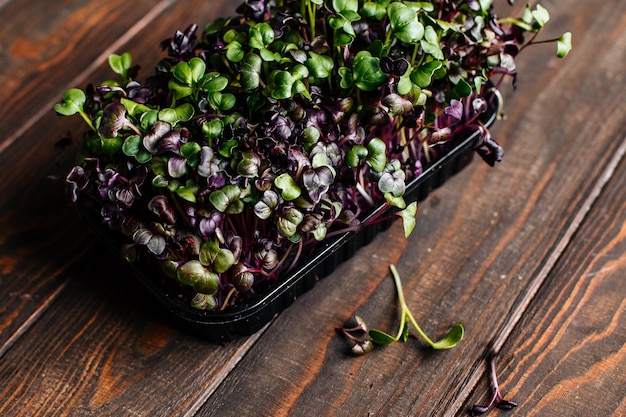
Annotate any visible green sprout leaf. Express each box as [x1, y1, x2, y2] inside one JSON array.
[[54, 88, 95, 131], [388, 2, 424, 44], [369, 329, 396, 345], [368, 265, 464, 350], [158, 103, 195, 125], [209, 184, 244, 214], [366, 137, 387, 172], [397, 201, 418, 237], [54, 88, 86, 116], [277, 207, 304, 238], [411, 60, 443, 88], [122, 135, 152, 163], [108, 52, 132, 82], [225, 40, 245, 62], [200, 71, 229, 93], [177, 260, 219, 294], [274, 173, 301, 201], [556, 32, 572, 58], [429, 323, 465, 349], [199, 241, 236, 273], [306, 51, 335, 79], [346, 144, 368, 167], [531, 4, 550, 28], [351, 51, 388, 91], [362, 1, 387, 20], [120, 97, 151, 117], [240, 53, 263, 91], [202, 119, 224, 143]]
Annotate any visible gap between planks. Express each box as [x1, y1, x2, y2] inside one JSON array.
[[446, 134, 626, 417], [0, 0, 175, 155], [0, 0, 176, 358]]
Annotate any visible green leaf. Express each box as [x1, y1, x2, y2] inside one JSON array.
[[410, 2, 435, 12], [346, 144, 368, 167], [306, 51, 335, 79], [277, 208, 304, 238], [158, 103, 194, 124], [240, 53, 263, 91], [177, 260, 219, 294], [219, 139, 238, 158], [100, 137, 123, 155], [121, 134, 151, 162], [168, 79, 193, 100], [199, 241, 235, 273], [54, 88, 86, 116], [222, 93, 236, 111], [249, 22, 275, 48], [429, 323, 464, 350], [384, 192, 406, 209], [369, 329, 397, 345], [366, 137, 387, 172], [352, 51, 387, 91], [269, 70, 295, 99], [122, 134, 141, 156], [556, 32, 572, 58], [108, 52, 132, 79], [189, 57, 206, 83], [202, 119, 224, 143], [140, 110, 159, 130], [225, 41, 245, 62], [451, 78, 472, 99], [363, 1, 387, 20], [274, 173, 301, 201], [120, 97, 151, 117], [333, 0, 359, 14], [397, 202, 417, 237], [181, 142, 202, 166], [411, 60, 443, 88], [176, 185, 197, 203], [338, 67, 354, 89], [209, 184, 243, 213], [531, 4, 550, 28], [420, 26, 443, 60], [200, 72, 229, 92], [172, 61, 193, 86], [388, 2, 424, 44]]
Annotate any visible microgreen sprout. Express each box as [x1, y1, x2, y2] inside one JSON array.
[[470, 354, 518, 416], [337, 264, 463, 354], [56, 0, 570, 312], [370, 265, 464, 349]]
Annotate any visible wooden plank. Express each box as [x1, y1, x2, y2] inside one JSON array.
[[0, 249, 266, 417], [465, 141, 626, 416], [193, 0, 626, 416], [0, 0, 237, 345], [0, 0, 164, 151]]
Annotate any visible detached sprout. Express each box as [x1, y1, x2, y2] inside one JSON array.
[[337, 265, 464, 355]]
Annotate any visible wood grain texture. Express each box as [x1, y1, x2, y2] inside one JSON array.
[[195, 0, 626, 416], [467, 144, 626, 417], [0, 0, 165, 151], [0, 0, 236, 349], [0, 0, 624, 416]]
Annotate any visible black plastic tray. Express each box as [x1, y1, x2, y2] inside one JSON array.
[[80, 94, 499, 341]]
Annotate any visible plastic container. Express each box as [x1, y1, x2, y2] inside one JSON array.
[[81, 94, 499, 341]]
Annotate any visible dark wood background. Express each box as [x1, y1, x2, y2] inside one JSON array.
[[1, 0, 624, 416]]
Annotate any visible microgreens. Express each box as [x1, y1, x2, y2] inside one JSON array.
[[470, 354, 518, 416], [337, 264, 463, 354], [57, 0, 570, 312]]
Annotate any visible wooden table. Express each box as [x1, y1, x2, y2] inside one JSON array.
[[1, 1, 624, 416]]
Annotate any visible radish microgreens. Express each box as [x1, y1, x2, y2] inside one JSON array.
[[57, 0, 570, 312]]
